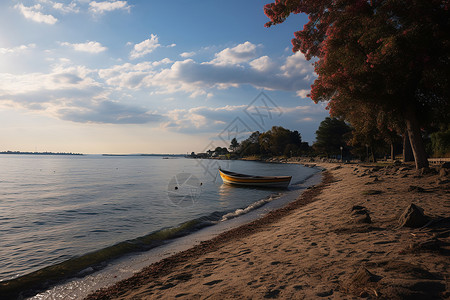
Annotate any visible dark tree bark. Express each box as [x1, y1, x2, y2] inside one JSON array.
[[403, 134, 414, 162], [405, 108, 429, 169], [391, 143, 394, 161]]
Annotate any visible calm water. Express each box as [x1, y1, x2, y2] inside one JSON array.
[[0, 155, 317, 284]]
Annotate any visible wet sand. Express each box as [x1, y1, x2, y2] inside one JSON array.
[[85, 163, 450, 299]]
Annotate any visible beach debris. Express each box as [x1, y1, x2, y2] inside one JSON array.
[[345, 267, 382, 297], [398, 204, 429, 228], [350, 205, 372, 224], [352, 267, 382, 283]]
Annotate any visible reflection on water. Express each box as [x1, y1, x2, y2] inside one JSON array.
[[218, 183, 234, 207], [0, 155, 317, 283]]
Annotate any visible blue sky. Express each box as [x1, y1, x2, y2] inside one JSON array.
[[0, 0, 329, 154]]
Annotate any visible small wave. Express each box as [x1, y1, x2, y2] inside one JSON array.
[[0, 212, 222, 299], [221, 193, 281, 221]]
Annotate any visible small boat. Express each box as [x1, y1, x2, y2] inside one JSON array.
[[218, 168, 291, 188]]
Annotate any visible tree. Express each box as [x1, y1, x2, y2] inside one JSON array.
[[237, 127, 308, 157], [264, 0, 449, 169], [430, 125, 450, 157], [229, 138, 239, 152], [239, 131, 262, 156], [259, 126, 303, 156], [314, 117, 351, 157], [214, 147, 228, 155], [332, 100, 403, 161]]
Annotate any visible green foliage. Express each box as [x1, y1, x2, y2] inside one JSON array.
[[229, 138, 239, 152], [264, 0, 449, 169], [314, 117, 351, 157], [430, 126, 450, 157], [239, 126, 310, 158], [214, 147, 229, 155]]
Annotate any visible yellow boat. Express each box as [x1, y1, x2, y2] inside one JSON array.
[[218, 168, 291, 188]]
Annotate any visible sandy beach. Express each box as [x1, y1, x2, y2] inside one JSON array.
[[85, 162, 450, 299]]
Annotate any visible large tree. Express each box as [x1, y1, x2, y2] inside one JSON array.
[[314, 117, 351, 157], [264, 0, 449, 169]]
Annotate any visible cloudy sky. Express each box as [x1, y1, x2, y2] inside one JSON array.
[[0, 0, 329, 154]]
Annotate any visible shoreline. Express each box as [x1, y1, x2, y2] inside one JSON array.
[[85, 162, 449, 299], [85, 168, 333, 300], [11, 162, 319, 299]]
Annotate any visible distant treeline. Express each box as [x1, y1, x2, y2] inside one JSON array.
[[0, 151, 83, 156], [193, 119, 449, 162], [102, 154, 184, 157]]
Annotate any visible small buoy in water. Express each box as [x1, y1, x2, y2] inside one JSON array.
[[200, 183, 202, 186], [174, 186, 178, 190]]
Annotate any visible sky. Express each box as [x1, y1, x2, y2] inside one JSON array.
[[0, 0, 329, 154]]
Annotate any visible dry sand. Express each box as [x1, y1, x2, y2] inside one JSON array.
[[86, 163, 450, 299]]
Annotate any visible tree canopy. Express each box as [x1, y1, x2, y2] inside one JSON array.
[[314, 117, 351, 157], [229, 138, 239, 152], [239, 126, 310, 157], [264, 0, 450, 168]]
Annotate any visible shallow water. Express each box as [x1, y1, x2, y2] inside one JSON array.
[[0, 155, 316, 292]]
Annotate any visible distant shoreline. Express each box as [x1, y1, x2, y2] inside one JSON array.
[[0, 151, 83, 156], [102, 154, 186, 157]]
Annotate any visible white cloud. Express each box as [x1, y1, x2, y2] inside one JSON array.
[[89, 0, 130, 14], [210, 41, 259, 65], [95, 48, 316, 98], [60, 41, 107, 53], [296, 89, 310, 98], [281, 51, 314, 77], [98, 59, 172, 89], [180, 52, 195, 58], [53, 1, 80, 14], [58, 100, 163, 124], [249, 56, 276, 72], [152, 58, 173, 66], [161, 104, 327, 139], [130, 34, 161, 59], [0, 64, 161, 125], [0, 64, 97, 97], [0, 44, 36, 55], [99, 62, 155, 88], [15, 3, 58, 24], [162, 105, 247, 132]]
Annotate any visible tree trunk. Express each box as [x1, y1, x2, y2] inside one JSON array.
[[391, 143, 394, 161], [403, 134, 414, 162], [404, 107, 429, 169]]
